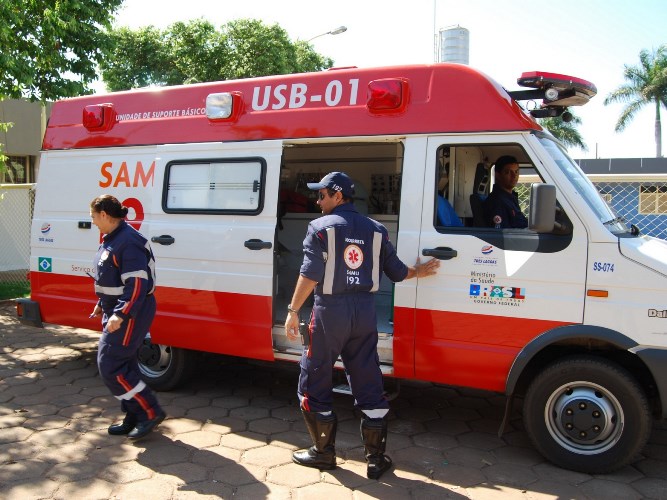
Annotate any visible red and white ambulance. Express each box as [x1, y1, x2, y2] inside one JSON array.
[[17, 63, 667, 473]]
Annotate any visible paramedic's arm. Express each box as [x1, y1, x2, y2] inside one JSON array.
[[284, 275, 318, 341], [405, 257, 440, 280]]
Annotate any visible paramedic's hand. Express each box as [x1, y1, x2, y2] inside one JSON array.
[[106, 313, 124, 333], [89, 304, 102, 319], [285, 311, 299, 341], [407, 257, 440, 279]]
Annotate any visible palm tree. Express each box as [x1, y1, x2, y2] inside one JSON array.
[[604, 45, 667, 157], [540, 113, 587, 151]]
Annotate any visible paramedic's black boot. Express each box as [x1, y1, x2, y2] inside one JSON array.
[[108, 412, 137, 436], [361, 415, 393, 480], [127, 409, 166, 440], [292, 411, 337, 470]]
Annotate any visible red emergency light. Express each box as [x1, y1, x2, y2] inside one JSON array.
[[366, 78, 409, 115], [83, 103, 117, 132]]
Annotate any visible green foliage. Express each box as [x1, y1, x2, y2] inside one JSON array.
[[539, 113, 587, 151], [604, 45, 667, 157], [0, 281, 30, 301], [101, 18, 334, 91], [0, 0, 123, 101]]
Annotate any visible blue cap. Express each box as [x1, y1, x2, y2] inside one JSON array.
[[307, 172, 355, 198]]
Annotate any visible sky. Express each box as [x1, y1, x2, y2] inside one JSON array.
[[112, 0, 667, 160]]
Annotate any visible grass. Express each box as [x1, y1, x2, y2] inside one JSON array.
[[0, 282, 30, 301]]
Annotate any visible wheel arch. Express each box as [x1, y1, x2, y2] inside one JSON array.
[[505, 324, 665, 418]]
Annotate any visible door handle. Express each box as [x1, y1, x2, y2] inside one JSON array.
[[244, 239, 273, 250], [151, 235, 175, 245], [422, 247, 457, 260]]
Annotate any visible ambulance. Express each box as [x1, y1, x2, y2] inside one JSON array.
[[17, 63, 667, 473]]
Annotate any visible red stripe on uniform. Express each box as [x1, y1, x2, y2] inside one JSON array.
[[116, 374, 156, 420], [122, 318, 134, 346], [121, 277, 141, 315]]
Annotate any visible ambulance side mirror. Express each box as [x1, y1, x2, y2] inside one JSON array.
[[529, 183, 556, 233]]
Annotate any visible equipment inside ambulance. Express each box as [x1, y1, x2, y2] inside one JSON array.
[[17, 64, 667, 475]]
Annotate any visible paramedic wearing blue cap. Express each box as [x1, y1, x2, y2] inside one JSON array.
[[284, 172, 439, 479], [89, 194, 165, 440]]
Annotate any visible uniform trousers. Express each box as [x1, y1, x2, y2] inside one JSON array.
[[298, 292, 389, 414], [97, 295, 161, 422]]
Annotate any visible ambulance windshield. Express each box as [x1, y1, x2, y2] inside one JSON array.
[[537, 136, 630, 234]]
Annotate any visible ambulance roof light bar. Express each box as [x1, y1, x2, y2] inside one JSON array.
[[508, 71, 597, 120]]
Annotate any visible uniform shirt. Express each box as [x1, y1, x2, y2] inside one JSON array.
[[300, 203, 408, 295], [485, 189, 528, 229], [437, 195, 463, 227], [93, 220, 156, 319]]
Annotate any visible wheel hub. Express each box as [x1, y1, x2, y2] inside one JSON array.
[[138, 341, 162, 367], [551, 386, 618, 446]]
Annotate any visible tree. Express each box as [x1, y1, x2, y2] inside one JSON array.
[[540, 112, 588, 151], [100, 19, 334, 91], [0, 0, 123, 101], [604, 45, 667, 157]]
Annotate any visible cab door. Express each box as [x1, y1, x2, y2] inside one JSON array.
[[149, 140, 282, 361], [413, 135, 588, 391]]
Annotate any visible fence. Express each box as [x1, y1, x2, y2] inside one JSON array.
[[0, 184, 34, 299], [516, 175, 667, 240]]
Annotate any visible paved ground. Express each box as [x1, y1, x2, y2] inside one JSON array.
[[1, 301, 666, 499]]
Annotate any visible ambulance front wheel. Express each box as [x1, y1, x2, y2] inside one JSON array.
[[524, 355, 651, 474], [137, 333, 194, 391]]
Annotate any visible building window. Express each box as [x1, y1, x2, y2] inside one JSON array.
[[639, 185, 667, 214], [1, 155, 34, 183]]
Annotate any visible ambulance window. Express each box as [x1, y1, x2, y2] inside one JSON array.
[[163, 158, 265, 214]]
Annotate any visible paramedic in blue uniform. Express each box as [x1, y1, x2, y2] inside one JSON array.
[[284, 172, 439, 480], [89, 195, 165, 440], [484, 155, 528, 229]]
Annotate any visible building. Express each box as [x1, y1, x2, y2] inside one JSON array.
[[0, 99, 50, 183]]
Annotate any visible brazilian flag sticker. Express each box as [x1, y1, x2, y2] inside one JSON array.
[[38, 257, 52, 272]]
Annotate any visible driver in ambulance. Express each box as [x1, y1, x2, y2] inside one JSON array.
[[485, 155, 528, 229]]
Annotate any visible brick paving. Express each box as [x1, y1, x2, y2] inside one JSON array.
[[1, 300, 666, 499]]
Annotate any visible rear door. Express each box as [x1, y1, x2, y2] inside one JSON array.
[[413, 134, 588, 391], [149, 140, 282, 360]]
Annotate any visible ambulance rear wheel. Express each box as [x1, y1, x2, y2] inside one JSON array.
[[524, 355, 651, 474], [137, 333, 193, 391]]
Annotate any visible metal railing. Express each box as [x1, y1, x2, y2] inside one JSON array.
[[516, 176, 667, 239]]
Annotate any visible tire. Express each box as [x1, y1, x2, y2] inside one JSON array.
[[523, 355, 651, 474], [137, 332, 194, 391]]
